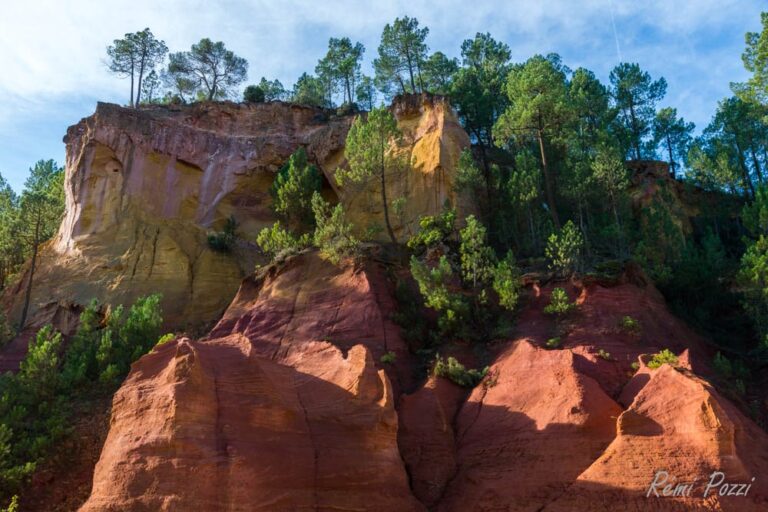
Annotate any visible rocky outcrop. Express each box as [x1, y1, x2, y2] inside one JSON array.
[[79, 257, 768, 511], [81, 252, 425, 511], [4, 95, 470, 332]]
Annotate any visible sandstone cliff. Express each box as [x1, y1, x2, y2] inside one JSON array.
[[5, 95, 469, 331]]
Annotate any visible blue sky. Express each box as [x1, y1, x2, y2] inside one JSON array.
[[0, 0, 763, 190]]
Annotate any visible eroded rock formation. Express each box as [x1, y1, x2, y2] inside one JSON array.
[[5, 95, 470, 331], [81, 252, 424, 512], [79, 256, 768, 511]]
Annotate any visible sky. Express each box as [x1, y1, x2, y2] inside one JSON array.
[[0, 0, 764, 190]]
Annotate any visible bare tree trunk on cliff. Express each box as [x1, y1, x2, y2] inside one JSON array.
[[537, 128, 561, 229], [19, 214, 40, 330], [380, 134, 397, 245]]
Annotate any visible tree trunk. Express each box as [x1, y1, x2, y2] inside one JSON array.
[[135, 52, 146, 107], [405, 53, 416, 92], [750, 143, 763, 184], [345, 76, 352, 105], [380, 136, 397, 244], [628, 101, 641, 160], [129, 61, 135, 108], [665, 135, 675, 177], [735, 140, 755, 197], [537, 129, 561, 229], [19, 217, 41, 330]]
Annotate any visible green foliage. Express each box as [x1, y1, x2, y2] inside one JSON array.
[[545, 221, 584, 276], [292, 72, 328, 107], [739, 234, 768, 343], [451, 33, 511, 149], [243, 85, 265, 103], [270, 148, 322, 229], [407, 208, 456, 253], [422, 51, 459, 95], [410, 255, 467, 335], [256, 221, 307, 259], [433, 355, 488, 388], [18, 326, 62, 399], [653, 107, 695, 175], [734, 12, 768, 106], [633, 186, 686, 284], [256, 77, 287, 101], [311, 193, 359, 264], [597, 349, 612, 361], [647, 349, 679, 369], [316, 37, 365, 105], [459, 216, 495, 288], [620, 315, 641, 334], [107, 28, 168, 107], [380, 351, 396, 364], [492, 251, 522, 311], [340, 107, 404, 243], [545, 337, 562, 349], [207, 215, 238, 252], [743, 185, 768, 236], [0, 313, 15, 349], [154, 333, 176, 350], [543, 288, 575, 315], [374, 16, 429, 95], [609, 62, 667, 160], [0, 295, 164, 502], [168, 38, 248, 100], [1, 495, 18, 512]]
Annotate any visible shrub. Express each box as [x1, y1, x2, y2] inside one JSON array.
[[493, 251, 522, 311], [647, 349, 678, 369], [1, 496, 19, 512], [207, 216, 238, 252], [407, 208, 456, 253], [597, 349, 612, 361], [18, 325, 62, 399], [545, 220, 584, 276], [410, 255, 468, 335], [380, 351, 396, 364], [311, 192, 359, 264], [620, 315, 641, 333], [630, 361, 640, 371], [243, 85, 265, 103], [153, 333, 176, 351], [543, 288, 575, 315], [545, 337, 561, 349], [433, 355, 488, 388], [256, 221, 307, 258], [0, 313, 15, 349], [0, 295, 165, 504]]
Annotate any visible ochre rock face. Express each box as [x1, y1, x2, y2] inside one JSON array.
[[81, 252, 424, 512], [80, 257, 768, 511], [6, 96, 470, 331]]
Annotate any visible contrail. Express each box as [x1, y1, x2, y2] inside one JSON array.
[[609, 0, 623, 62]]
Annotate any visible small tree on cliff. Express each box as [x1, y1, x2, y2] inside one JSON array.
[[107, 28, 168, 107], [168, 38, 248, 100], [339, 107, 403, 244], [17, 160, 65, 329]]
